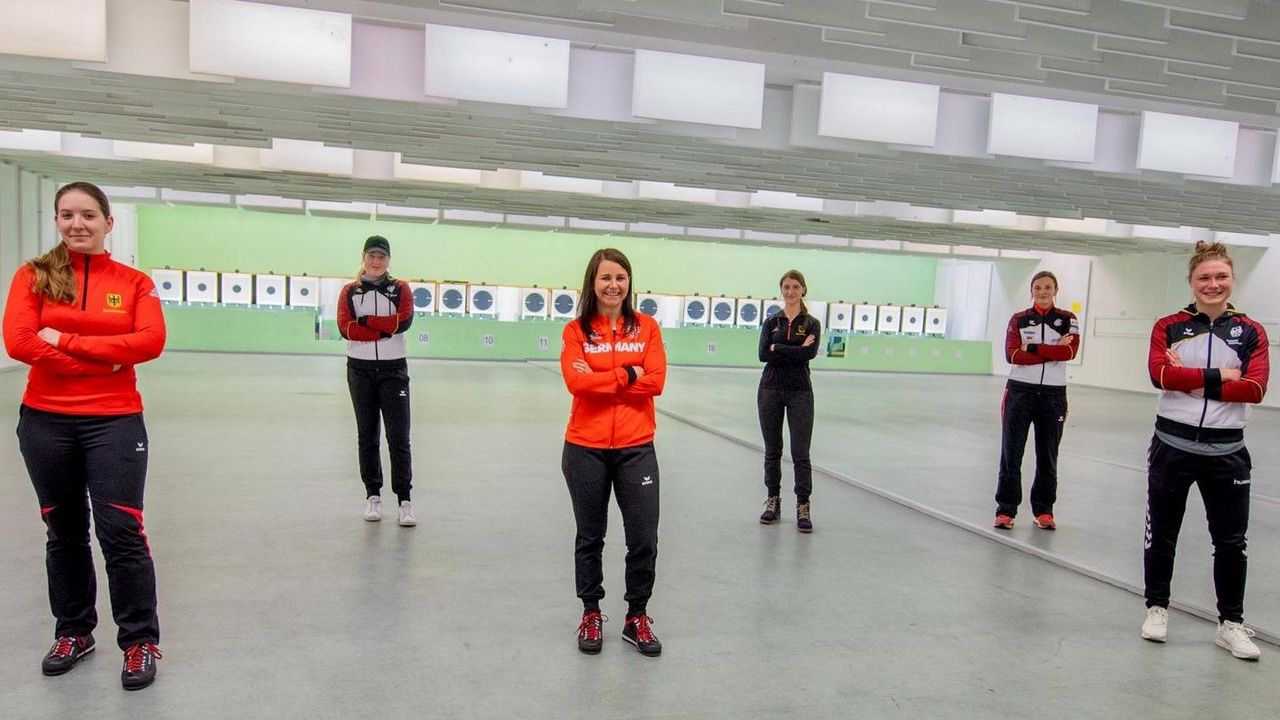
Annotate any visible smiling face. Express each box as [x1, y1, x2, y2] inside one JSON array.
[[780, 277, 806, 306], [56, 190, 113, 255], [594, 259, 630, 314], [362, 250, 389, 277], [1030, 275, 1057, 308], [1189, 259, 1233, 314]]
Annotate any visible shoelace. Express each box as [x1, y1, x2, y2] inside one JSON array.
[[629, 615, 656, 643], [1224, 623, 1256, 641], [763, 498, 779, 512], [124, 643, 163, 673], [49, 637, 77, 658], [577, 613, 606, 640], [798, 504, 811, 521]]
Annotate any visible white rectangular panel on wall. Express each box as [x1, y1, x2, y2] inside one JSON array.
[[151, 269, 183, 302], [818, 73, 939, 146], [1137, 111, 1238, 177], [682, 296, 710, 326], [410, 281, 437, 314], [521, 287, 550, 319], [255, 274, 287, 306], [853, 304, 878, 333], [288, 276, 320, 308], [437, 282, 467, 315], [467, 285, 498, 317], [900, 306, 926, 335], [189, 0, 352, 87], [632, 49, 765, 129], [924, 307, 948, 336], [550, 288, 579, 320], [0, 0, 107, 62], [877, 305, 902, 334], [423, 24, 570, 107], [762, 299, 785, 324], [827, 303, 853, 331], [987, 94, 1097, 162], [185, 271, 217, 304], [806, 301, 828, 330], [319, 277, 346, 324], [220, 272, 252, 305], [736, 298, 762, 328], [709, 297, 736, 326]]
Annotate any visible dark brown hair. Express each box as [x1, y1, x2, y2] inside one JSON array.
[[779, 269, 808, 316], [1030, 270, 1058, 290], [30, 182, 113, 303], [577, 248, 638, 340], [1187, 241, 1232, 278]]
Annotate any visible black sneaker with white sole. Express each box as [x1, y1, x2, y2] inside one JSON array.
[[41, 635, 95, 676], [622, 614, 662, 656]]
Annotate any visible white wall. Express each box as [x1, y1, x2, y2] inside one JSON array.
[[934, 258, 993, 340], [986, 252, 1091, 377], [0, 162, 51, 370]]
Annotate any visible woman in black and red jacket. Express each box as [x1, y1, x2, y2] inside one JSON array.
[[3, 182, 166, 690], [336, 236, 416, 526], [1140, 241, 1269, 661], [756, 269, 821, 532], [994, 271, 1080, 531]]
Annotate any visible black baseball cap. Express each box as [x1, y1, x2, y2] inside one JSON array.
[[363, 235, 390, 256]]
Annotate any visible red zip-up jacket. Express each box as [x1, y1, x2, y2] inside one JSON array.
[[3, 251, 166, 415], [561, 313, 666, 449]]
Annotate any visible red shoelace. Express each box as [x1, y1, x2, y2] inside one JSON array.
[[577, 612, 605, 641], [49, 637, 78, 658], [124, 643, 163, 673], [628, 615, 656, 643]]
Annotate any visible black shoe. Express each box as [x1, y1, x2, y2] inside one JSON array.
[[41, 635, 95, 676], [121, 643, 162, 691], [576, 611, 606, 654], [797, 503, 813, 533], [622, 615, 662, 656], [759, 496, 781, 524]]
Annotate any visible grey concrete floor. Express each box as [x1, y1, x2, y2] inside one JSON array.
[[1, 354, 1278, 719]]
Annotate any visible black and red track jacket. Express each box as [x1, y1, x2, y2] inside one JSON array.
[[1004, 304, 1080, 388], [3, 251, 166, 415], [1149, 303, 1269, 443], [336, 276, 413, 362]]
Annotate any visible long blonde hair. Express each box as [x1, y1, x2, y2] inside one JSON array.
[[30, 182, 112, 304]]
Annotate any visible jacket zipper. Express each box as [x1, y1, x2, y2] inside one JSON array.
[[1038, 315, 1046, 385], [1195, 319, 1213, 439], [80, 254, 90, 311], [609, 320, 617, 449]]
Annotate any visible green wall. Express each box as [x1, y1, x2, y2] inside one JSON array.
[[137, 205, 936, 305]]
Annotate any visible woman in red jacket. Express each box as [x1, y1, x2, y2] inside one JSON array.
[[561, 248, 666, 657], [1140, 241, 1269, 660], [3, 182, 167, 690]]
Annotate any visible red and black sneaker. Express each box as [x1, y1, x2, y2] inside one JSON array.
[[1034, 514, 1056, 530], [622, 614, 662, 657], [576, 611, 606, 655], [41, 634, 95, 676], [121, 642, 162, 691]]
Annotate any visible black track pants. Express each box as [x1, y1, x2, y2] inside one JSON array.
[[757, 387, 814, 503], [347, 359, 412, 502], [17, 406, 159, 649], [562, 441, 659, 615], [1144, 436, 1251, 623], [995, 385, 1066, 517]]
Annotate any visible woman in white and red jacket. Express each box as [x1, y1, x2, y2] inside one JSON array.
[[561, 248, 666, 657], [994, 270, 1080, 531], [3, 182, 166, 690], [1140, 241, 1269, 661], [336, 236, 416, 526]]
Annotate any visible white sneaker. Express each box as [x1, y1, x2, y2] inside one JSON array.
[[1141, 606, 1168, 643], [363, 496, 382, 522], [1216, 620, 1261, 660], [397, 501, 417, 527]]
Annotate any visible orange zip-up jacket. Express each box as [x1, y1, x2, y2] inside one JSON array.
[[3, 252, 166, 415], [561, 312, 666, 449]]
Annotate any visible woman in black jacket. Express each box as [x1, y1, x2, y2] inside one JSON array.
[[756, 270, 821, 532]]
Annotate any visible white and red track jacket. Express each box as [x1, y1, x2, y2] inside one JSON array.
[[1149, 304, 1269, 443], [336, 277, 413, 362], [1004, 304, 1080, 388]]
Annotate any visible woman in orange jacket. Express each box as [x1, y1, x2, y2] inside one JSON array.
[[560, 248, 666, 657], [3, 182, 166, 690]]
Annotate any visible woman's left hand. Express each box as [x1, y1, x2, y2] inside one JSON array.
[[37, 327, 61, 346], [572, 359, 590, 374], [801, 334, 816, 347]]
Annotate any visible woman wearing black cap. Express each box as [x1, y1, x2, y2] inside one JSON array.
[[336, 236, 417, 526]]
